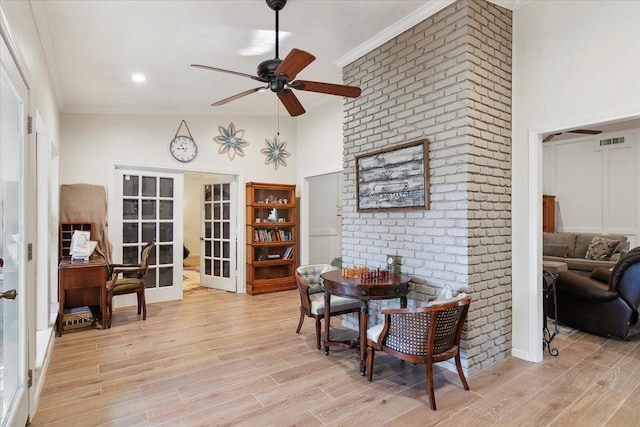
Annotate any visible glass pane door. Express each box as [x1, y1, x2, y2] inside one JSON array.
[[201, 177, 236, 292], [116, 169, 183, 304], [0, 36, 28, 426]]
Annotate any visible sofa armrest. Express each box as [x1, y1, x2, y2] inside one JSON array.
[[589, 267, 611, 284], [556, 271, 619, 302]]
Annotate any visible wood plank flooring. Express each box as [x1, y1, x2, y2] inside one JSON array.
[[31, 290, 640, 426]]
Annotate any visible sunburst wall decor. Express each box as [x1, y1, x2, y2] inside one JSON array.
[[261, 135, 290, 170], [213, 123, 249, 160]]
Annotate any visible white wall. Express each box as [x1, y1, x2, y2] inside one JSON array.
[[512, 0, 640, 361], [295, 99, 344, 263], [543, 129, 639, 247], [59, 114, 296, 186]]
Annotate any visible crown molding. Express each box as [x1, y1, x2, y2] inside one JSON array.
[[336, 0, 456, 67], [30, 0, 64, 109]]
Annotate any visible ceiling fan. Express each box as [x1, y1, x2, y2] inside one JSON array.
[[191, 0, 361, 117], [543, 129, 602, 142]]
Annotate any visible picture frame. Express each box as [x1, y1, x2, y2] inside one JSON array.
[[356, 139, 429, 212]]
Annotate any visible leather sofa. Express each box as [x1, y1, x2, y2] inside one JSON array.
[[543, 232, 629, 276], [547, 246, 640, 339]]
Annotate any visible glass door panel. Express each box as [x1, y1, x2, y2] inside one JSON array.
[[201, 177, 236, 291]]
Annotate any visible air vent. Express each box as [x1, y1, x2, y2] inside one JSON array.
[[599, 136, 625, 146]]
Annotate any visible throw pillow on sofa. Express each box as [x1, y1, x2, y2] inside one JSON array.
[[585, 236, 620, 260]]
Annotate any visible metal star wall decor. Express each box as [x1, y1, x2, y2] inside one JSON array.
[[213, 123, 249, 160], [261, 135, 291, 170]]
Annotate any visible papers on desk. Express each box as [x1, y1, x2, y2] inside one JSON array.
[[70, 230, 98, 261]]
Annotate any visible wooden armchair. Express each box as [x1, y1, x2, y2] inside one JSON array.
[[106, 240, 155, 328], [295, 264, 361, 349], [366, 294, 471, 410]]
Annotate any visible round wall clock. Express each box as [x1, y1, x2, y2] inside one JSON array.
[[170, 135, 197, 162]]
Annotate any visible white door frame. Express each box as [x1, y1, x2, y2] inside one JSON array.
[[300, 168, 342, 266], [0, 17, 30, 426], [514, 108, 640, 362], [109, 162, 246, 295]]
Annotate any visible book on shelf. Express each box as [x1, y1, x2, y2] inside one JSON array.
[[282, 246, 293, 260]]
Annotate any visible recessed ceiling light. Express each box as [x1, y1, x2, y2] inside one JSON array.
[[131, 73, 146, 83]]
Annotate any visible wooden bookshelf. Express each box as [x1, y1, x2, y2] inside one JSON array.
[[246, 182, 296, 295]]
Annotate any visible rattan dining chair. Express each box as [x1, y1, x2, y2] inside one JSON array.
[[366, 294, 471, 410]]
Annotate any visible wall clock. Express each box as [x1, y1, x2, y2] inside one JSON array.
[[170, 120, 197, 162], [170, 135, 197, 162]]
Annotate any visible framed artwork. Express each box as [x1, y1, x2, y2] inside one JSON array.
[[356, 139, 429, 212]]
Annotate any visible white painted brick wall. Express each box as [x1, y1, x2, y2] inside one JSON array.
[[340, 0, 511, 375]]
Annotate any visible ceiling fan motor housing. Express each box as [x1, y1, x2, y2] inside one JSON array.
[[257, 58, 283, 81], [266, 0, 287, 11]]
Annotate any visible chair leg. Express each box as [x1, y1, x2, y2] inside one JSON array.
[[455, 353, 469, 390], [315, 316, 321, 349], [425, 360, 437, 411], [140, 290, 146, 320], [137, 292, 142, 315], [106, 293, 113, 328], [296, 310, 305, 334], [366, 347, 375, 381]]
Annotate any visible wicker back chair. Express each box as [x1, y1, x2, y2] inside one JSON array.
[[366, 295, 471, 410], [295, 264, 361, 349]]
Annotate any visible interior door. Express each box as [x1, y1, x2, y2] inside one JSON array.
[[114, 169, 183, 304], [0, 35, 29, 427], [200, 177, 236, 292]]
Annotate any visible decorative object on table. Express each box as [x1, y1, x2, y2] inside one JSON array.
[[356, 139, 429, 212], [190, 0, 361, 117], [366, 294, 471, 410], [341, 265, 369, 278], [294, 264, 361, 349], [169, 120, 198, 162], [213, 122, 249, 160], [261, 135, 290, 170]]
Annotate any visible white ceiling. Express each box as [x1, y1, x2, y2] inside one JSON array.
[[33, 0, 523, 118]]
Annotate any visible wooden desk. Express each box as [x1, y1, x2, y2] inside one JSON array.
[[320, 270, 411, 375], [57, 258, 108, 336]]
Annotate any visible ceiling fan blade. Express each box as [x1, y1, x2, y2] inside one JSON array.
[[543, 133, 561, 142], [290, 80, 361, 98], [274, 48, 316, 81], [568, 129, 603, 135], [211, 87, 267, 106], [277, 89, 305, 116], [191, 64, 266, 82]]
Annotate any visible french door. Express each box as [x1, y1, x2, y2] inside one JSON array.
[[200, 177, 237, 292], [113, 169, 183, 304], [0, 35, 28, 426]]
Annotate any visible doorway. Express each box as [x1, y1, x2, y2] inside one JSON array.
[[183, 173, 238, 293]]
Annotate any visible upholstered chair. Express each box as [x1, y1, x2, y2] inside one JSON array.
[[549, 246, 640, 338], [366, 294, 471, 410], [106, 240, 155, 327], [295, 264, 361, 349]]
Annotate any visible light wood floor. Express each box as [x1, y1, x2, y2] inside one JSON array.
[[32, 290, 640, 426]]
